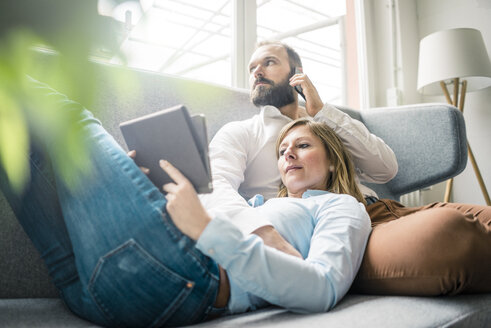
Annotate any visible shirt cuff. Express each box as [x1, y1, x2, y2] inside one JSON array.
[[196, 213, 245, 265], [313, 103, 346, 129]]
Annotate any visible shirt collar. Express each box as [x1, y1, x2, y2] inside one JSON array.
[[302, 190, 330, 198], [260, 105, 313, 121], [261, 105, 291, 120]]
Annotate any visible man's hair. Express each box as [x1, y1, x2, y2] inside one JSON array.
[[275, 118, 366, 205], [255, 40, 302, 72]]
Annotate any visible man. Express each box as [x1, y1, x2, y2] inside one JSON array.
[[200, 41, 398, 257]]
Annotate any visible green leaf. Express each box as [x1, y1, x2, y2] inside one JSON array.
[[0, 88, 29, 194]]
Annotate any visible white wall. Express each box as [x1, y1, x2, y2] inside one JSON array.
[[365, 0, 491, 205], [416, 0, 491, 205]]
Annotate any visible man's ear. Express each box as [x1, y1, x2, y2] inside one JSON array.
[[290, 66, 303, 77], [290, 66, 296, 77]]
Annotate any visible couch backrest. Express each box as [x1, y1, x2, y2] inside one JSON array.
[[33, 61, 467, 201], [0, 61, 467, 298], [90, 63, 258, 147], [360, 104, 467, 199]]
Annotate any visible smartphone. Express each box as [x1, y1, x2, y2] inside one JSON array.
[[293, 67, 306, 101]]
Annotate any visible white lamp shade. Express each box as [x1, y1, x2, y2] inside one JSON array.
[[417, 28, 491, 95]]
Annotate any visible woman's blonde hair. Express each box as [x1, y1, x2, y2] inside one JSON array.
[[276, 118, 366, 205]]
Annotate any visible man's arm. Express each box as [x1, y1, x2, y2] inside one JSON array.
[[199, 121, 259, 229], [314, 104, 398, 183], [290, 71, 398, 183]]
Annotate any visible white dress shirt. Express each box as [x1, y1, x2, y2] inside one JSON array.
[[200, 104, 397, 233]]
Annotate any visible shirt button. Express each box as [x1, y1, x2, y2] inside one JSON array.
[[208, 248, 215, 255]]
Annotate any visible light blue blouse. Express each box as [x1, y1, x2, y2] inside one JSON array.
[[196, 190, 371, 314]]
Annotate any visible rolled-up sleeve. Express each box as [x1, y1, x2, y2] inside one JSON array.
[[315, 104, 398, 183]]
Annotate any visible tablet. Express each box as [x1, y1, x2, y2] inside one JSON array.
[[119, 105, 212, 193]]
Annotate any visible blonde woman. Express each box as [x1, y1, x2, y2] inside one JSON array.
[[166, 117, 370, 314]]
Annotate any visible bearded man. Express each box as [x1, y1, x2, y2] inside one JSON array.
[[200, 40, 397, 257]]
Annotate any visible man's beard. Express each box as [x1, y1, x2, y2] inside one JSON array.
[[250, 76, 295, 108]]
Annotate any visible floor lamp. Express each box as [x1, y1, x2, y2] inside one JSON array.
[[417, 28, 491, 205]]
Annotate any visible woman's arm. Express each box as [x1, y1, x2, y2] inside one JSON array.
[[161, 160, 302, 258], [196, 196, 371, 313], [161, 160, 371, 313]]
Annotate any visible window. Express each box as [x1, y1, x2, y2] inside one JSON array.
[[107, 0, 233, 86], [256, 0, 346, 104], [102, 0, 347, 104]]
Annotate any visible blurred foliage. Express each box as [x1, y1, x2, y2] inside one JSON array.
[[0, 0, 125, 194]]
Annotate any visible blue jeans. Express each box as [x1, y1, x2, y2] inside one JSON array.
[[0, 81, 220, 327]]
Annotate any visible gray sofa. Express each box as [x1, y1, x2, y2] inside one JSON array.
[[1, 62, 490, 327]]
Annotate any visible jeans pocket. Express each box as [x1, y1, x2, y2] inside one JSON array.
[[88, 239, 194, 328]]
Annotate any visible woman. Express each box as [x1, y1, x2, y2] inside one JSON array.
[[163, 117, 371, 315], [0, 80, 370, 327]]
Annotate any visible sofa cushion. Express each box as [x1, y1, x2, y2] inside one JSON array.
[[0, 298, 98, 327], [0, 192, 58, 298], [189, 294, 491, 328], [2, 294, 490, 327]]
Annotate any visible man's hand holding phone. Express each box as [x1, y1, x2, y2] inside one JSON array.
[[293, 67, 305, 98], [290, 67, 324, 117]]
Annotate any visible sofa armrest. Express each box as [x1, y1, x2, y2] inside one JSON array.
[[359, 103, 467, 200]]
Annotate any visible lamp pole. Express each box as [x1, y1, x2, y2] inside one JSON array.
[[440, 79, 491, 205]]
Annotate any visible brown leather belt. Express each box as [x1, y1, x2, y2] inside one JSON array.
[[213, 265, 230, 308]]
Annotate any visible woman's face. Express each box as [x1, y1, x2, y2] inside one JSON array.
[[277, 125, 331, 198]]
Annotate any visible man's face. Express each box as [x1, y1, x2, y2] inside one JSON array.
[[248, 45, 295, 108]]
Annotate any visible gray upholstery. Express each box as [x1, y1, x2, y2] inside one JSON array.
[[0, 193, 59, 298], [0, 299, 97, 327], [187, 294, 491, 328], [361, 104, 467, 199], [1, 62, 489, 327], [2, 294, 491, 328]]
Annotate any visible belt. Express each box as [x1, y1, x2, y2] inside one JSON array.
[[213, 265, 230, 308]]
